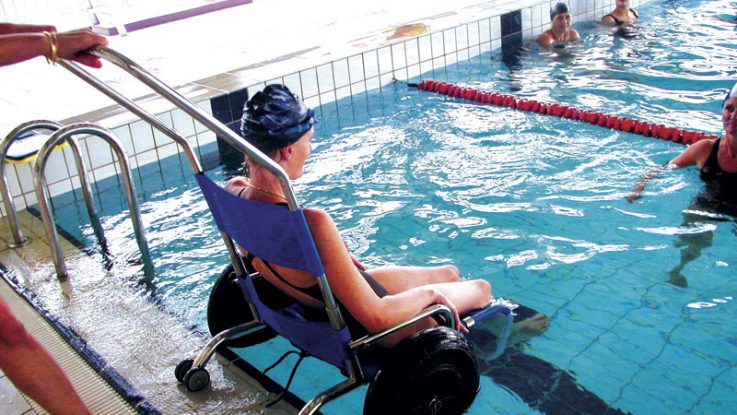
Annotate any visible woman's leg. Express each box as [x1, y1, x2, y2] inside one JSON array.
[[367, 265, 461, 294]]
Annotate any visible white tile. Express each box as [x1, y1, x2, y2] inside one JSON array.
[[316, 63, 335, 94], [332, 59, 350, 88], [362, 50, 380, 79], [456, 26, 468, 51], [468, 21, 480, 46], [490, 16, 501, 41], [111, 124, 134, 156], [42, 147, 71, 184], [391, 43, 407, 71], [299, 68, 320, 99], [152, 111, 177, 148], [522, 7, 532, 32], [195, 131, 217, 148], [348, 54, 365, 85], [90, 162, 121, 184], [377, 46, 393, 77], [14, 162, 34, 195], [129, 119, 156, 153], [532, 4, 543, 29], [365, 77, 381, 92], [4, 163, 22, 196], [156, 142, 181, 161], [443, 28, 457, 53], [480, 19, 493, 44], [14, 194, 29, 211], [171, 109, 197, 139], [431, 32, 444, 58], [405, 38, 420, 66], [335, 86, 351, 101], [350, 81, 367, 95], [407, 64, 421, 80], [319, 91, 337, 106]]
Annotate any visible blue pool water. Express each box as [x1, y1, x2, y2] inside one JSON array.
[[46, 0, 737, 413]]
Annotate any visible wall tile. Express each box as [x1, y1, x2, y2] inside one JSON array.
[[299, 68, 320, 99], [456, 26, 469, 50], [332, 59, 350, 88], [431, 32, 444, 58], [130, 119, 156, 153], [316, 63, 335, 93], [348, 54, 365, 86], [377, 47, 393, 76], [443, 28, 457, 53], [391, 43, 407, 71], [405, 38, 420, 66]]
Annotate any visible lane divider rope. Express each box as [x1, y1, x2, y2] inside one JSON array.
[[408, 79, 717, 145]]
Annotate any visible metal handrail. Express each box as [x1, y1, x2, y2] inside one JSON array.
[[34, 123, 151, 279], [1, 121, 62, 246]]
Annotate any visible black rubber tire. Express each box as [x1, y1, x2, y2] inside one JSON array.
[[184, 367, 211, 392], [175, 359, 193, 383], [207, 265, 276, 348], [364, 326, 480, 415]]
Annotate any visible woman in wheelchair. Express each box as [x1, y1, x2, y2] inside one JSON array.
[[225, 84, 495, 346]]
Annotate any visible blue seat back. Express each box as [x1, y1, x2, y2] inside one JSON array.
[[196, 173, 352, 367]]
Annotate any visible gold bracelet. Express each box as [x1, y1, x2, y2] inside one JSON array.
[[43, 31, 58, 64]]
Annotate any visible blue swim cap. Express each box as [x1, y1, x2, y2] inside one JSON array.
[[241, 84, 316, 153], [550, 2, 570, 20], [723, 82, 737, 108]]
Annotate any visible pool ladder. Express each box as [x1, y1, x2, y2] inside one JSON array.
[[0, 120, 152, 279]]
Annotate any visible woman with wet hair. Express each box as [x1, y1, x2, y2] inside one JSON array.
[[226, 84, 549, 345], [537, 2, 580, 49]]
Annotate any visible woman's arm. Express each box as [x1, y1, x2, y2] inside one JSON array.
[[0, 28, 107, 67], [625, 163, 673, 202], [537, 33, 553, 48], [670, 138, 714, 167], [304, 209, 467, 334], [626, 139, 715, 202]]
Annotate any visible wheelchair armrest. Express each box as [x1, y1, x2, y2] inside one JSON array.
[[347, 304, 454, 351]]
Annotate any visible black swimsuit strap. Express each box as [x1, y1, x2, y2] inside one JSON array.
[[604, 13, 623, 24]]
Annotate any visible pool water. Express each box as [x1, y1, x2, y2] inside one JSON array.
[[46, 0, 737, 413]]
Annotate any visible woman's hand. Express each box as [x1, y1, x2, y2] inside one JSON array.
[[54, 28, 108, 68], [431, 288, 467, 333]]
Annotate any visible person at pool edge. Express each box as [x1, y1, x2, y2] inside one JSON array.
[[601, 0, 639, 26], [0, 21, 106, 415], [226, 84, 550, 346], [537, 2, 580, 49]]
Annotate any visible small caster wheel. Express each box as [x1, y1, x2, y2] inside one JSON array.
[[184, 367, 211, 392], [175, 359, 194, 382]]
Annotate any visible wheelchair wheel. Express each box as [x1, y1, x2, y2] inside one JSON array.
[[364, 326, 480, 415], [207, 265, 276, 348]]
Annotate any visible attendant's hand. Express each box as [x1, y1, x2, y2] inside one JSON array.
[[54, 28, 108, 68]]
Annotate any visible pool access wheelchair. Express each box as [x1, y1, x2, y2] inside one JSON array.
[[176, 171, 515, 414], [53, 44, 514, 415]]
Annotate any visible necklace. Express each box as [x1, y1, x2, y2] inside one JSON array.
[[245, 180, 287, 201]]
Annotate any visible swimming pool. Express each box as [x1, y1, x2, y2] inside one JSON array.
[[45, 0, 737, 413]]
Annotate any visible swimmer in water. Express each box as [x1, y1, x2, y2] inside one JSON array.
[[537, 2, 580, 50], [601, 0, 639, 26], [626, 82, 737, 287]]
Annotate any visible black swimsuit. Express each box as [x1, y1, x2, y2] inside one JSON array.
[[694, 137, 737, 216], [699, 138, 737, 182], [244, 252, 389, 338], [604, 9, 638, 26]]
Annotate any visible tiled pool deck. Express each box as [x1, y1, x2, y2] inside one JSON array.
[[0, 0, 646, 413]]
